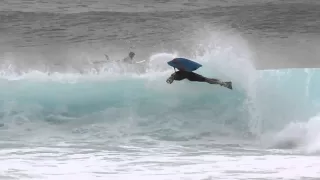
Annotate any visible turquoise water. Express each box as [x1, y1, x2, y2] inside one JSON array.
[[1, 62, 319, 142]]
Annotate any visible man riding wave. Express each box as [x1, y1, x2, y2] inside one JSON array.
[[166, 58, 232, 90]]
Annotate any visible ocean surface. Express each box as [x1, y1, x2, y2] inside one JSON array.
[[1, 0, 320, 179]]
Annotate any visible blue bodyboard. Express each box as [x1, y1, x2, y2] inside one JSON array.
[[167, 58, 202, 72]]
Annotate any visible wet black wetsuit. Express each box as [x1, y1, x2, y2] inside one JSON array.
[[166, 70, 221, 84], [173, 70, 206, 82]]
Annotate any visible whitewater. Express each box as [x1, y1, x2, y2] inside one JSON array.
[[1, 0, 320, 179]]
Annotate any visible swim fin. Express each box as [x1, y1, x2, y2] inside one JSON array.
[[221, 81, 232, 90]]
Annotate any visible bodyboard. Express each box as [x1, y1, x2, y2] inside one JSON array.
[[167, 58, 202, 72]]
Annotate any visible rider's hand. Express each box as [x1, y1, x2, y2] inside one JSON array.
[[166, 75, 174, 84]]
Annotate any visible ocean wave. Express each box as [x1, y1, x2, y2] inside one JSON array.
[[1, 28, 320, 153]]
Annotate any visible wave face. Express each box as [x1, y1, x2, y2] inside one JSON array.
[[1, 29, 320, 154]]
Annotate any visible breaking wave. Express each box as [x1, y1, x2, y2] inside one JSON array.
[[1, 29, 320, 154]]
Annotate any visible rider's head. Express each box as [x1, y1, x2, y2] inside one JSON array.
[[129, 52, 135, 59]]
